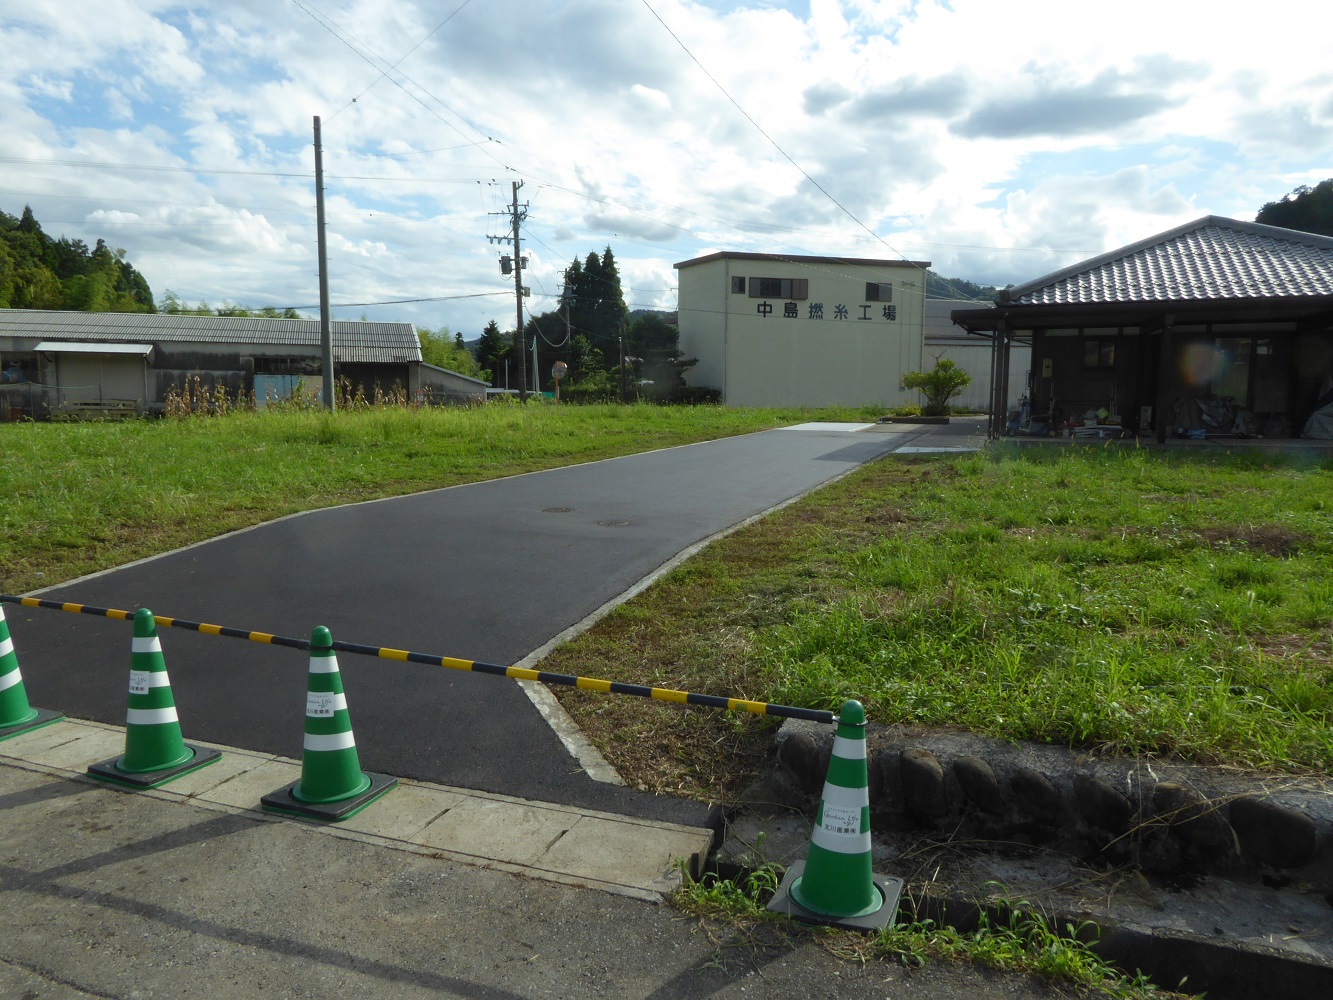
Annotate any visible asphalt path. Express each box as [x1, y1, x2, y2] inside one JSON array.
[[13, 421, 978, 824]]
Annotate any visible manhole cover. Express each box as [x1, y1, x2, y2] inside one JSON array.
[[597, 519, 631, 527], [542, 507, 574, 513]]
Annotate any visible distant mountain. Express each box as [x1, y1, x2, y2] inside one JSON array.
[[926, 271, 999, 302], [629, 308, 677, 325]]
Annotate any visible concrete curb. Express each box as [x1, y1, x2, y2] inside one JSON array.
[[715, 719, 1333, 999], [748, 719, 1332, 885]]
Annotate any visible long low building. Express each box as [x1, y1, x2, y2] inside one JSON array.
[[0, 310, 486, 419]]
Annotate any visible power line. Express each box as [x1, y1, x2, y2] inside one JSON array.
[[278, 291, 511, 311], [335, 0, 476, 115], [634, 0, 992, 303], [288, 0, 506, 170], [0, 155, 496, 185]]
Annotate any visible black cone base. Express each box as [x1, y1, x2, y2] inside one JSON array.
[[87, 744, 222, 789], [0, 707, 65, 743], [767, 860, 903, 932], [261, 771, 398, 822]]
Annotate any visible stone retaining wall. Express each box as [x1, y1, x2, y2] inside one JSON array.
[[739, 720, 1332, 889]]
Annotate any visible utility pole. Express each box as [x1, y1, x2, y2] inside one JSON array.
[[313, 116, 334, 411], [619, 319, 628, 403], [487, 182, 528, 399]]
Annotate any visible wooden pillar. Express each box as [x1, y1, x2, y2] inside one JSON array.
[[997, 318, 1013, 432], [1154, 313, 1174, 444]]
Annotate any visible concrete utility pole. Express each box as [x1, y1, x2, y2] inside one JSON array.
[[313, 116, 334, 411], [619, 319, 628, 403], [489, 182, 528, 398], [512, 181, 528, 398]]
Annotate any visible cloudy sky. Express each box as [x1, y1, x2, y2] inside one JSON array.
[[2, 0, 1330, 335]]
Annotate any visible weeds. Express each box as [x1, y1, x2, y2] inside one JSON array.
[[673, 867, 1189, 998]]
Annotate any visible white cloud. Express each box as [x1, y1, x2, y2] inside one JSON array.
[[0, 0, 1329, 335]]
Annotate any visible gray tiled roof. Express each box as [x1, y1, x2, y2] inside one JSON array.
[[1001, 217, 1333, 306], [0, 310, 421, 364]]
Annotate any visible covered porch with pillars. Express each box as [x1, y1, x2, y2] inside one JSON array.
[[949, 217, 1333, 443]]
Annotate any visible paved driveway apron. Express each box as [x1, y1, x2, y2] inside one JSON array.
[[15, 423, 967, 821]]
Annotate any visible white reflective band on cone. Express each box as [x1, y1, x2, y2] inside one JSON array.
[[126, 707, 180, 726], [819, 782, 870, 810], [831, 735, 867, 761], [0, 637, 13, 658], [0, 668, 22, 692], [132, 636, 163, 654], [304, 731, 356, 752], [130, 670, 171, 689], [308, 658, 340, 674]]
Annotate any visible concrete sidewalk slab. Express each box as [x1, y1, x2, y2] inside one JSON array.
[[0, 718, 713, 902], [0, 755, 1080, 1000]]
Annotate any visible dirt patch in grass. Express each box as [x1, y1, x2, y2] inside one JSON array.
[[1249, 633, 1333, 662], [864, 505, 915, 526], [1195, 523, 1312, 557]]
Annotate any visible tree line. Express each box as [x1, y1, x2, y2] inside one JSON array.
[[473, 246, 703, 402], [0, 205, 155, 312], [1256, 179, 1333, 237]]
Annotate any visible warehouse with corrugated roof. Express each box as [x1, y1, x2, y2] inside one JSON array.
[[0, 309, 486, 419]]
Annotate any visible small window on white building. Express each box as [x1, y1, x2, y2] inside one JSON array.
[[865, 282, 892, 302], [748, 277, 808, 300], [731, 276, 747, 294]]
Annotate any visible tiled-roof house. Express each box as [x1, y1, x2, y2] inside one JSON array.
[[950, 217, 1333, 441], [0, 310, 486, 418]]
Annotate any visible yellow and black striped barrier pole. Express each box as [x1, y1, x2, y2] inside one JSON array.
[[0, 595, 836, 725]]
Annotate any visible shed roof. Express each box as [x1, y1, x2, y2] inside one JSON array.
[[0, 310, 421, 364], [1000, 216, 1333, 307]]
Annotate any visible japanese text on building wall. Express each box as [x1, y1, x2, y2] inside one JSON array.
[[755, 300, 897, 321]]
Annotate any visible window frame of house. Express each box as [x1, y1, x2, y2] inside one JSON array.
[[1082, 339, 1116, 369], [730, 276, 747, 294], [748, 277, 808, 300], [865, 282, 893, 302]]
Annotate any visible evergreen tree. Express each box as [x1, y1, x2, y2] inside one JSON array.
[[475, 319, 511, 385], [556, 246, 627, 365], [590, 247, 627, 348]]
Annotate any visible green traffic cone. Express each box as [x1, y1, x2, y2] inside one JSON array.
[[768, 700, 901, 931], [88, 608, 220, 788], [261, 627, 395, 821], [0, 603, 64, 741]]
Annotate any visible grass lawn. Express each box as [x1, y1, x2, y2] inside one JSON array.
[[543, 443, 1333, 800], [0, 402, 875, 594], [7, 409, 1331, 804]]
